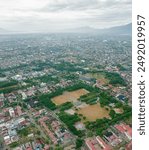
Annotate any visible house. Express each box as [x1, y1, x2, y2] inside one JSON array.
[[9, 108, 15, 117], [85, 136, 112, 150], [4, 135, 11, 145], [44, 145, 50, 150], [74, 122, 85, 131], [6, 93, 17, 103], [125, 140, 132, 150], [116, 94, 126, 102], [85, 137, 101, 150], [103, 130, 122, 147], [16, 106, 22, 116], [20, 92, 27, 100], [115, 123, 132, 140], [39, 117, 58, 145], [96, 136, 112, 150]]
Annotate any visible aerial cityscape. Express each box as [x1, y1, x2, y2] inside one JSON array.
[[0, 0, 132, 150], [0, 31, 132, 150]]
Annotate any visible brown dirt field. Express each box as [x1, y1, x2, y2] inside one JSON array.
[[77, 103, 110, 121], [52, 89, 89, 105]]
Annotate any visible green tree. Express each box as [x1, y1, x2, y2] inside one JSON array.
[[76, 138, 83, 149], [109, 109, 116, 118]]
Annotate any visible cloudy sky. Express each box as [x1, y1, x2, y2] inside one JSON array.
[[0, 0, 131, 33]]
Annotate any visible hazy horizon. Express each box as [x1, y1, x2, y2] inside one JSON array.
[[0, 0, 131, 33]]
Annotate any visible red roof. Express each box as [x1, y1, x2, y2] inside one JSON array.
[[96, 136, 112, 150], [115, 125, 126, 133], [126, 140, 132, 150], [86, 140, 97, 150], [26, 147, 32, 150], [115, 123, 132, 137]]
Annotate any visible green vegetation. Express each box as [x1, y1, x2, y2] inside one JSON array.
[[25, 75, 59, 86], [8, 102, 18, 107], [37, 75, 59, 83], [99, 92, 118, 106], [79, 92, 99, 104], [0, 64, 28, 72], [52, 61, 84, 72], [0, 80, 18, 89], [28, 60, 85, 73], [62, 73, 79, 80], [0, 72, 6, 77], [86, 104, 132, 136], [76, 138, 84, 149], [9, 142, 19, 148], [30, 61, 52, 71], [24, 79, 38, 86], [0, 86, 18, 94], [84, 70, 126, 86], [105, 72, 126, 86], [109, 109, 116, 119], [55, 147, 63, 150], [39, 94, 57, 110], [17, 127, 31, 136], [59, 102, 73, 111], [115, 101, 123, 108], [58, 112, 84, 137], [0, 80, 29, 94], [39, 82, 99, 110], [65, 82, 99, 93], [117, 64, 127, 71]]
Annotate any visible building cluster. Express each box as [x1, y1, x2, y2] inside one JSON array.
[[85, 123, 132, 150], [17, 79, 73, 100], [10, 140, 50, 150], [0, 117, 29, 145], [0, 34, 132, 149], [0, 34, 131, 70], [38, 114, 74, 146]]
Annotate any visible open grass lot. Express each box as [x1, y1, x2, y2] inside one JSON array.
[[77, 103, 110, 121], [52, 89, 89, 105], [85, 73, 109, 85]]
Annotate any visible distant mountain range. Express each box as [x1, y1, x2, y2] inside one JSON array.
[[0, 23, 132, 35], [101, 23, 132, 35], [67, 23, 132, 35]]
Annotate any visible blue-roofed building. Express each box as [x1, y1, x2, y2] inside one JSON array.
[[117, 94, 126, 102], [35, 143, 42, 150]]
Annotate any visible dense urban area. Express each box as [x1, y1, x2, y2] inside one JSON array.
[[0, 33, 132, 150]]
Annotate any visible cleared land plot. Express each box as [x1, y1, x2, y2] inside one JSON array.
[[77, 103, 110, 121], [85, 73, 109, 85], [52, 89, 89, 105]]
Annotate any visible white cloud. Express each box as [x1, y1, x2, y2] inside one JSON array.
[[0, 0, 132, 32]]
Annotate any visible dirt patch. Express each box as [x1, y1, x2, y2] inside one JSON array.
[[114, 108, 124, 114], [77, 103, 110, 121], [52, 89, 89, 105]]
